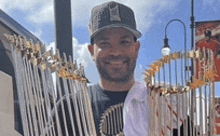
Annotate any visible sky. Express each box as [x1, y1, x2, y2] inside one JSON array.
[[1, 0, 220, 95]]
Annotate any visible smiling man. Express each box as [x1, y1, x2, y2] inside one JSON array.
[[87, 1, 148, 136]]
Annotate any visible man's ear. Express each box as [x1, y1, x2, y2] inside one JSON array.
[[88, 44, 94, 56], [134, 41, 140, 57]]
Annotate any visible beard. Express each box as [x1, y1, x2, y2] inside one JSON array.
[[95, 55, 137, 83]]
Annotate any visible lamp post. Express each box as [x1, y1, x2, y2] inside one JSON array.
[[162, 19, 187, 57], [162, 19, 187, 136], [162, 1, 202, 135]]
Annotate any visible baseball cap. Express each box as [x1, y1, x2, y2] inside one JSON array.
[[89, 1, 142, 40]]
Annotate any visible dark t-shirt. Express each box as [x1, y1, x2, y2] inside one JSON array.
[[88, 83, 128, 135]]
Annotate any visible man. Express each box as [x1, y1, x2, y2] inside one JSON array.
[[87, 1, 147, 135]]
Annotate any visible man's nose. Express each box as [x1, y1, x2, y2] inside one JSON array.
[[109, 45, 122, 56]]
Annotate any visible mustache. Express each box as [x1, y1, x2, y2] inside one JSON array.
[[102, 55, 129, 62]]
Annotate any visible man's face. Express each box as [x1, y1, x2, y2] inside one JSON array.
[[88, 28, 140, 83]]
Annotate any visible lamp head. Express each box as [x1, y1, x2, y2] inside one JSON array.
[[162, 37, 171, 56]]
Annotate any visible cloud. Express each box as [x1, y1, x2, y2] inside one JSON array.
[[47, 41, 56, 54], [28, 3, 54, 24], [1, 0, 180, 34], [0, 0, 43, 11], [47, 37, 92, 68], [0, 0, 54, 24], [72, 37, 93, 68]]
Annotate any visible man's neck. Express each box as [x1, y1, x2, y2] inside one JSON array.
[[99, 78, 135, 92]]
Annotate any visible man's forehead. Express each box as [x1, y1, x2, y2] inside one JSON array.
[[94, 27, 134, 40], [96, 35, 132, 41]]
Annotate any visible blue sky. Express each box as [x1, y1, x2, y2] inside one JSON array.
[[1, 0, 220, 95]]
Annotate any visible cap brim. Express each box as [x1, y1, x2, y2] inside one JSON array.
[[91, 24, 142, 39]]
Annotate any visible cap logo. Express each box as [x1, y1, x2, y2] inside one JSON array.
[[109, 2, 121, 22], [92, 9, 104, 31]]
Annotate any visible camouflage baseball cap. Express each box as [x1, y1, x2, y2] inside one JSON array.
[[89, 1, 142, 39]]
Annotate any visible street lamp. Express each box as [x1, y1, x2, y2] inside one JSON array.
[[162, 19, 187, 57], [162, 37, 171, 56], [162, 19, 188, 136]]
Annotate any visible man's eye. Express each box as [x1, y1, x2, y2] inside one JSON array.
[[120, 41, 131, 46], [98, 42, 111, 48], [100, 42, 109, 45]]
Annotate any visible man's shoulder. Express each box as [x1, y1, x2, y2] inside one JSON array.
[[125, 81, 147, 102], [131, 81, 147, 91]]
